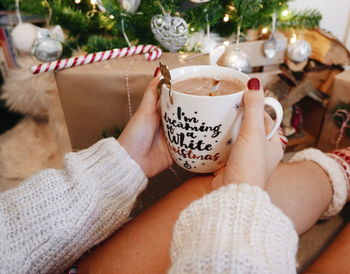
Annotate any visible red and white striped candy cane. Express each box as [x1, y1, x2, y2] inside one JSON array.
[[31, 44, 162, 74]]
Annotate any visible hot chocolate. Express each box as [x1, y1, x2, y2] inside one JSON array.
[[172, 77, 245, 96]]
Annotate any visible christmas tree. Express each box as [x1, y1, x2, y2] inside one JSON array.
[[1, 0, 321, 56]]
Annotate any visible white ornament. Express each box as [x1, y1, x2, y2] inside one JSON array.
[[264, 36, 278, 58], [264, 32, 287, 58], [209, 45, 225, 65], [11, 23, 38, 52], [50, 25, 65, 43], [223, 47, 252, 73], [274, 32, 287, 51], [118, 0, 141, 13], [287, 39, 312, 63], [185, 30, 219, 53], [201, 35, 217, 54], [190, 0, 211, 2], [151, 14, 188, 52], [263, 13, 284, 59], [32, 28, 63, 62], [185, 31, 205, 51]]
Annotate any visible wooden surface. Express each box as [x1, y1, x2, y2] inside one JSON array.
[[284, 28, 350, 66], [286, 131, 316, 152]]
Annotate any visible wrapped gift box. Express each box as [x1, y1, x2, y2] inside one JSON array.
[[318, 70, 350, 151]]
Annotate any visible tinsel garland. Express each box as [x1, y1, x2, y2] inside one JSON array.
[[1, 0, 322, 55]]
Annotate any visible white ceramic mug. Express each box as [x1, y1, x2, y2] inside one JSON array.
[[160, 65, 283, 173]]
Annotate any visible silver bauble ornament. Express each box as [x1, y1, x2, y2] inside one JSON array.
[[274, 32, 287, 51], [287, 39, 311, 63], [151, 14, 188, 52], [118, 0, 141, 13], [32, 28, 63, 62], [264, 35, 278, 58], [223, 47, 252, 73]]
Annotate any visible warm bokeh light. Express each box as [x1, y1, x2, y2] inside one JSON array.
[[282, 9, 289, 16], [223, 14, 230, 22], [290, 34, 297, 43]]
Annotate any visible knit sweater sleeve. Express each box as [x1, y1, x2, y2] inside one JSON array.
[[169, 184, 298, 274], [0, 137, 147, 274]]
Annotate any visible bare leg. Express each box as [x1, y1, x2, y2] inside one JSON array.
[[76, 160, 333, 272], [303, 222, 350, 273], [76, 175, 214, 274]]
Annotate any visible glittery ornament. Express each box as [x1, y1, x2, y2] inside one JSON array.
[[274, 32, 287, 51], [118, 0, 141, 13], [264, 13, 278, 59], [287, 39, 312, 63], [32, 28, 62, 62], [263, 33, 287, 58], [264, 36, 278, 58], [222, 47, 252, 73], [151, 14, 188, 52]]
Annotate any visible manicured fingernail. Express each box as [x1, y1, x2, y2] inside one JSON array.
[[247, 78, 260, 90], [153, 67, 160, 77]]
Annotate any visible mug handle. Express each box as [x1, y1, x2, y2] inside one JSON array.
[[264, 97, 283, 140]]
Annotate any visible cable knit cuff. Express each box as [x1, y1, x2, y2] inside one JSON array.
[[289, 148, 348, 219], [64, 137, 148, 198], [170, 184, 298, 273], [0, 137, 149, 274]]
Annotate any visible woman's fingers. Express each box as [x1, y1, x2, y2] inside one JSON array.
[[240, 78, 265, 137], [138, 72, 161, 113]]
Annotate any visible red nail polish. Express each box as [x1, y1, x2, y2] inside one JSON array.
[[153, 67, 160, 77], [247, 78, 260, 90]]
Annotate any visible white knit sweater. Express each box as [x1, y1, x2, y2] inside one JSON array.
[[0, 138, 298, 273]]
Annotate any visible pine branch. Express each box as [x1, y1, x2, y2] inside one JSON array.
[[1, 0, 322, 55], [280, 9, 322, 29]]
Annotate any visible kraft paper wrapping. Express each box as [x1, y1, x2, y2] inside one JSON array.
[[318, 70, 350, 151], [55, 52, 209, 150]]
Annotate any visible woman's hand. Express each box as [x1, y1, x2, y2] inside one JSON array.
[[118, 70, 174, 178], [213, 78, 283, 189]]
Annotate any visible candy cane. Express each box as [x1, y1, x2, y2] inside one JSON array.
[[31, 45, 162, 74]]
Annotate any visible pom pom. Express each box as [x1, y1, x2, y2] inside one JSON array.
[[11, 23, 38, 52]]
